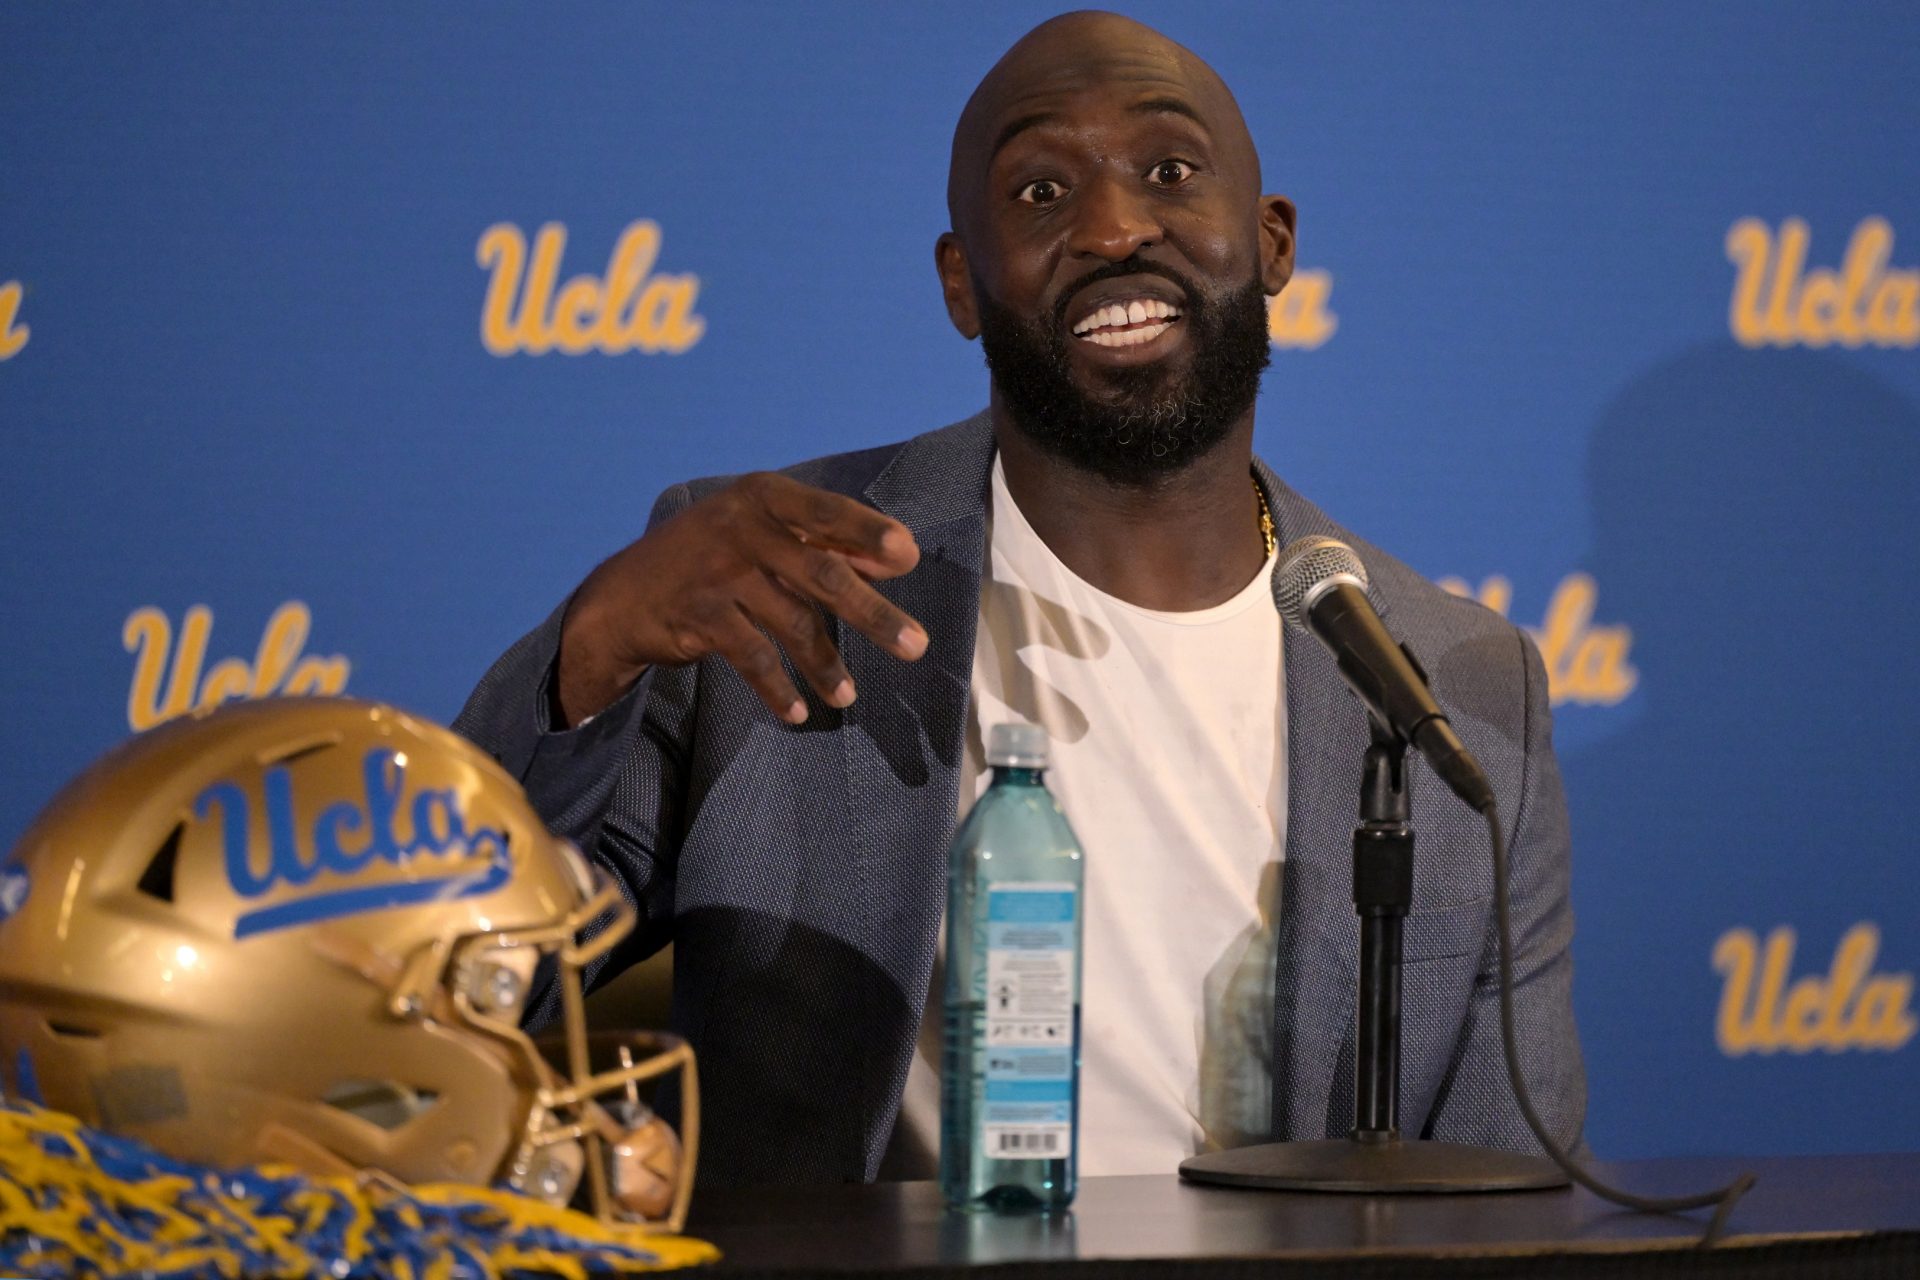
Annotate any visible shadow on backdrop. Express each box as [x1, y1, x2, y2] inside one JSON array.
[[1568, 341, 1920, 1158]]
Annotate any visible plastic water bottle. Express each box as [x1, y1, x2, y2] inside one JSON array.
[[940, 722, 1085, 1213]]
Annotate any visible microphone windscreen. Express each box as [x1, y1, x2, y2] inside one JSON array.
[[1271, 536, 1370, 631]]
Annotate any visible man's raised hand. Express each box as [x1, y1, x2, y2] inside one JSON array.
[[554, 472, 927, 728]]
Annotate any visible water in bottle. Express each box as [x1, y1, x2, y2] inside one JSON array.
[[940, 722, 1085, 1212]]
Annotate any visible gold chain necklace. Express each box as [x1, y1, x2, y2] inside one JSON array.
[[1253, 472, 1276, 558]]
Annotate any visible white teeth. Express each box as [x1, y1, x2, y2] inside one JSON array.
[[1081, 320, 1173, 348], [1071, 298, 1184, 337]]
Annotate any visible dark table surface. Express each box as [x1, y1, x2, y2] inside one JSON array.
[[687, 1153, 1920, 1271]]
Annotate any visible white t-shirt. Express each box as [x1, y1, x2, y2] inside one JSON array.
[[891, 457, 1286, 1177]]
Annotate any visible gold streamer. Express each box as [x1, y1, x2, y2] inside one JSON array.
[[0, 1102, 717, 1278]]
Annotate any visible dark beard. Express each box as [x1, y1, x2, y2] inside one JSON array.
[[976, 261, 1272, 486]]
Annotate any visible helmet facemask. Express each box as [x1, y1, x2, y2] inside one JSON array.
[[430, 871, 696, 1230]]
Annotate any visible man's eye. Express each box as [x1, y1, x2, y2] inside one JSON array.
[[1148, 160, 1194, 186], [1017, 179, 1066, 205]]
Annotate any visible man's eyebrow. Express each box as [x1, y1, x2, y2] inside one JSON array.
[[986, 95, 1210, 165], [989, 111, 1058, 164], [1130, 96, 1209, 131]]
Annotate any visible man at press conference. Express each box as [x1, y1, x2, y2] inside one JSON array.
[[456, 10, 1585, 1186]]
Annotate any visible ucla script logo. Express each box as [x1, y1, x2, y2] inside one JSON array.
[[477, 219, 704, 357], [198, 746, 512, 939], [1726, 217, 1920, 349], [1268, 269, 1336, 349], [1436, 573, 1636, 707], [1713, 923, 1916, 1056], [0, 278, 28, 360], [124, 602, 351, 732]]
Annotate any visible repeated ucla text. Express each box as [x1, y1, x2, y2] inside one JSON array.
[[1436, 572, 1636, 707], [1726, 217, 1919, 349], [0, 279, 28, 360], [123, 601, 351, 732], [477, 220, 704, 357], [1268, 269, 1336, 349], [1713, 923, 1915, 1056], [198, 746, 511, 938]]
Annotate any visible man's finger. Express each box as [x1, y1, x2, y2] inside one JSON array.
[[709, 607, 809, 725], [740, 573, 856, 709], [772, 543, 929, 663], [843, 552, 903, 579], [752, 474, 920, 576]]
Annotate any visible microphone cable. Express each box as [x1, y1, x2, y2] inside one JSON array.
[[1481, 799, 1756, 1247], [1274, 533, 1757, 1243]]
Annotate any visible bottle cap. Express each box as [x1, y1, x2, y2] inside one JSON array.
[[986, 722, 1049, 769]]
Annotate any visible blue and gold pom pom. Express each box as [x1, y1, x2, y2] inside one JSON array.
[[0, 1100, 717, 1279]]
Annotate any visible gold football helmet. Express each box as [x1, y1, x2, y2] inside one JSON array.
[[0, 697, 696, 1231]]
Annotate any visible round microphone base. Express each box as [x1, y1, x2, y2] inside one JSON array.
[[1179, 1137, 1569, 1193]]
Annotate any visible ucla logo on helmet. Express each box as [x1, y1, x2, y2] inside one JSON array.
[[195, 746, 511, 939]]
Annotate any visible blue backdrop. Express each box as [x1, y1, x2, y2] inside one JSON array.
[[3, 2, 1916, 1161]]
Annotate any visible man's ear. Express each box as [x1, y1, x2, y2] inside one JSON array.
[[935, 232, 981, 339], [1258, 195, 1298, 296]]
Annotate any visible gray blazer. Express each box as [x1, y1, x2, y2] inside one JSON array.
[[455, 412, 1586, 1187]]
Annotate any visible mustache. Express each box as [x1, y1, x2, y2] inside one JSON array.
[[1051, 257, 1202, 327]]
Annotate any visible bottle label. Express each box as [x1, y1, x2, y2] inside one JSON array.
[[982, 882, 1077, 1160]]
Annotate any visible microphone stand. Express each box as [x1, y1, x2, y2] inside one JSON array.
[[1179, 714, 1567, 1192]]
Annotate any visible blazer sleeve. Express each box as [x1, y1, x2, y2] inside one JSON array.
[[1421, 626, 1590, 1157], [452, 483, 698, 1000]]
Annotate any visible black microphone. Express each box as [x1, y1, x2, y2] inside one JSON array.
[[1271, 537, 1495, 812]]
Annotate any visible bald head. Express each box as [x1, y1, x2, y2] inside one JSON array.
[[946, 11, 1262, 230]]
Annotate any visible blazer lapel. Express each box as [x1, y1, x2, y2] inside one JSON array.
[[830, 435, 1386, 1158], [1258, 462, 1381, 1139]]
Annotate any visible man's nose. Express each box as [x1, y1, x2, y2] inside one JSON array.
[[1067, 173, 1162, 262]]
